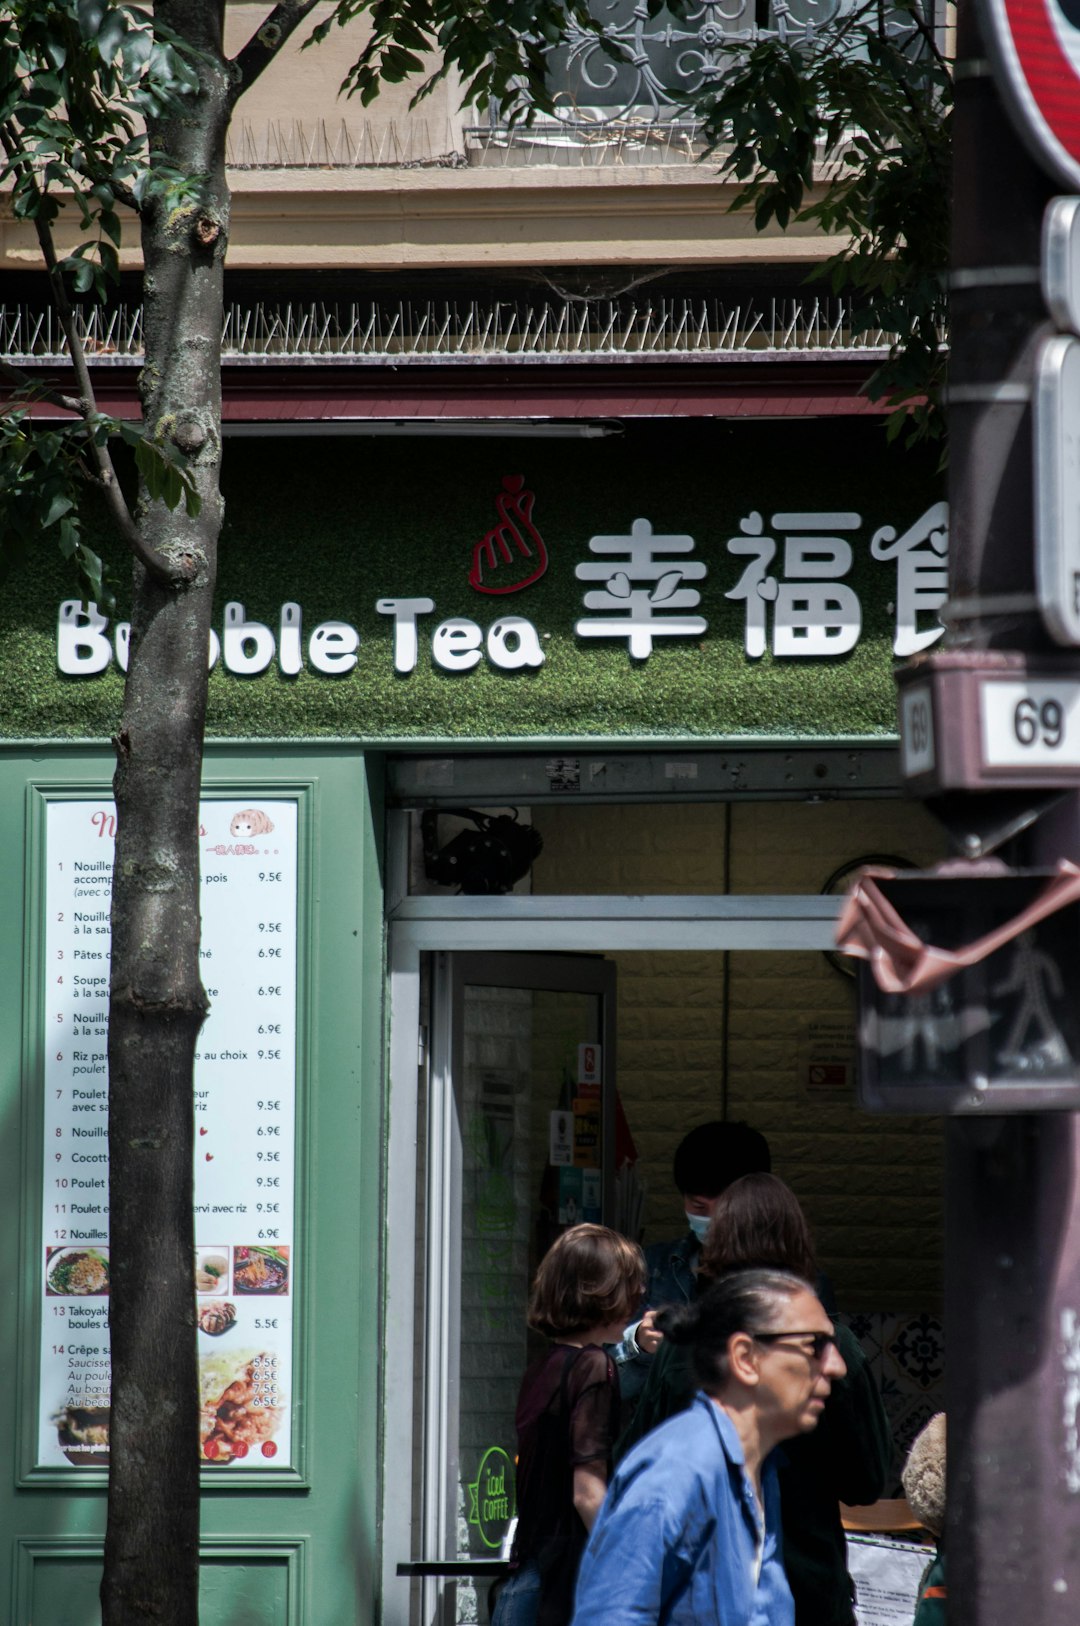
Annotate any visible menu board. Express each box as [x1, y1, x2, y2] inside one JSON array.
[[38, 798, 298, 1473]]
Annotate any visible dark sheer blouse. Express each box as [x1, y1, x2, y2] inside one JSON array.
[[511, 1342, 618, 1626]]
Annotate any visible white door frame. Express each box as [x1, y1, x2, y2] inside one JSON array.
[[378, 814, 843, 1624]]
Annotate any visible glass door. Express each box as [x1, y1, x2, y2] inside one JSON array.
[[418, 952, 616, 1625]]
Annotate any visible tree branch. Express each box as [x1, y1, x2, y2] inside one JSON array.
[[227, 0, 324, 110], [900, 2, 951, 75], [0, 357, 84, 416], [0, 125, 182, 587], [88, 167, 141, 214]]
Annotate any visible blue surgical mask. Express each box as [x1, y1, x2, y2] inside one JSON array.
[[685, 1210, 711, 1242]]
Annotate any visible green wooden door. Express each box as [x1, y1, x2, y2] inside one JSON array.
[[0, 742, 383, 1626]]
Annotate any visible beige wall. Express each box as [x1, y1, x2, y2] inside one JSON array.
[[224, 0, 465, 156], [533, 796, 948, 1314], [1, 7, 845, 272]]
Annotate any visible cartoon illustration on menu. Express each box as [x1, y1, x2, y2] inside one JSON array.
[[230, 808, 275, 837]]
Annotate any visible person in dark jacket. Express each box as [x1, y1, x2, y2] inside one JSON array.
[[611, 1121, 772, 1405], [614, 1173, 891, 1626]]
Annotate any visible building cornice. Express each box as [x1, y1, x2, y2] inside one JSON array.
[[1, 166, 847, 272]]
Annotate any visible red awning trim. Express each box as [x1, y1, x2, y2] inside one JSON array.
[[25, 389, 892, 422], [16, 360, 900, 422], [220, 391, 889, 420]]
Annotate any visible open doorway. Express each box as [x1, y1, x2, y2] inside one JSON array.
[[399, 945, 945, 1625], [384, 795, 948, 1624]]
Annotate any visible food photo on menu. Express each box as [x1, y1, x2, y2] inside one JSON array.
[[46, 1245, 110, 1295], [199, 1345, 286, 1463], [46, 1246, 112, 1464], [233, 1243, 289, 1294], [195, 1248, 229, 1294], [195, 1243, 290, 1464], [55, 1401, 111, 1465], [198, 1300, 238, 1336]]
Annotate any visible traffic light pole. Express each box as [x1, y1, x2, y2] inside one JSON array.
[[945, 1, 1080, 1616]]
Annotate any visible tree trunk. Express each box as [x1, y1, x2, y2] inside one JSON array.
[[102, 2, 230, 1620]]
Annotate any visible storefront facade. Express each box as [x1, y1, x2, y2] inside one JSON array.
[[0, 413, 949, 1623]]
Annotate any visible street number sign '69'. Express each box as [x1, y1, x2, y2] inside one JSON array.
[[897, 653, 1080, 791], [978, 0, 1080, 191], [902, 677, 1080, 779]]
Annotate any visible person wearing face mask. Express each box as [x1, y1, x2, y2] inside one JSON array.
[[611, 1121, 772, 1407]]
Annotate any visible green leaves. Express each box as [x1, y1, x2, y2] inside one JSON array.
[[310, 0, 596, 117], [0, 399, 200, 608], [0, 410, 114, 607], [0, 0, 203, 300], [694, 2, 950, 444], [119, 422, 202, 519]]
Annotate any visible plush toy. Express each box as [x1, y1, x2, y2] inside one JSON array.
[[902, 1413, 947, 1625]]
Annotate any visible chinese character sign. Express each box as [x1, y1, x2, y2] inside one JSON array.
[[870, 501, 949, 658], [725, 511, 863, 659], [724, 503, 948, 662], [575, 518, 707, 660]]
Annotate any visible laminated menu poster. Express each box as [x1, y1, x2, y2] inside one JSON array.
[[39, 799, 298, 1472]]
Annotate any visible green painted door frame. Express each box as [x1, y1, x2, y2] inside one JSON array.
[[0, 741, 384, 1626]]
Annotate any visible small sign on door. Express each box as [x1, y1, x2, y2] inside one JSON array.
[[577, 1043, 601, 1093], [549, 1110, 574, 1166]]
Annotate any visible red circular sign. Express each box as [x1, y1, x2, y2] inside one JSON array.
[[980, 0, 1080, 188]]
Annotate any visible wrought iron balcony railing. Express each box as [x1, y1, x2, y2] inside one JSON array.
[[482, 0, 942, 153], [217, 0, 939, 170]]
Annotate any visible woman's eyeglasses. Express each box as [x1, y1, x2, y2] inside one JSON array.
[[752, 1331, 838, 1361]]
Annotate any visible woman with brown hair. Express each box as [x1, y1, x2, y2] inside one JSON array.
[[492, 1223, 646, 1626], [699, 1170, 819, 1284], [614, 1174, 891, 1626]]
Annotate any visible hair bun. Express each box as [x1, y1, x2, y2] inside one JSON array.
[[655, 1300, 701, 1346]]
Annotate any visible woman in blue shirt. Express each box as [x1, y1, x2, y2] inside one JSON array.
[[571, 1269, 847, 1626]]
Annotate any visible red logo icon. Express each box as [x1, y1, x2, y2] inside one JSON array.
[[470, 476, 548, 594]]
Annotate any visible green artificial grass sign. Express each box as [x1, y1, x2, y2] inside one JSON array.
[[7, 418, 944, 742]]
